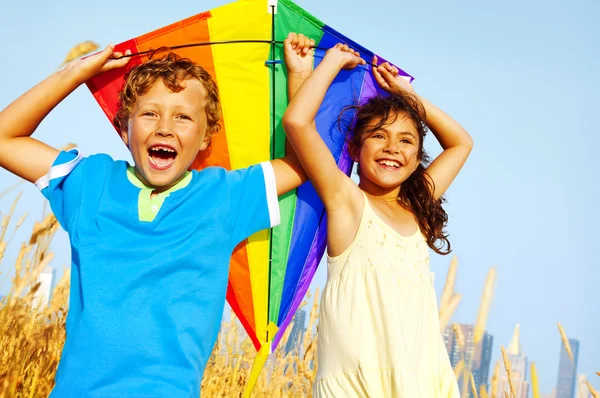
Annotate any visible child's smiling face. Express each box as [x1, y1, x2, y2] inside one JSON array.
[[121, 77, 210, 190], [351, 112, 421, 190]]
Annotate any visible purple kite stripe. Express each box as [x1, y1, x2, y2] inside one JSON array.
[[274, 27, 381, 348], [275, 28, 369, 328], [273, 143, 354, 348], [273, 25, 415, 350]]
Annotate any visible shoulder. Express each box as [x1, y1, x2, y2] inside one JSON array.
[[84, 153, 120, 168]]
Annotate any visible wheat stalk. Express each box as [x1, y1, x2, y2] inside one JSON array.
[[530, 362, 540, 398], [440, 255, 458, 312], [474, 268, 496, 344], [454, 359, 464, 379], [480, 385, 489, 398], [470, 372, 479, 398], [61, 41, 100, 66], [501, 346, 516, 398], [440, 293, 461, 332], [586, 380, 599, 398], [557, 323, 574, 362], [490, 361, 500, 398]]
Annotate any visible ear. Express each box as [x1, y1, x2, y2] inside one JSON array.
[[120, 128, 129, 148], [347, 141, 359, 162], [199, 132, 211, 152]]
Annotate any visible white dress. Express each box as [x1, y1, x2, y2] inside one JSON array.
[[313, 195, 459, 397]]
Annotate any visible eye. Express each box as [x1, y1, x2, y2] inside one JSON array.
[[176, 114, 192, 121], [400, 138, 412, 144], [372, 133, 385, 139], [141, 111, 157, 117]]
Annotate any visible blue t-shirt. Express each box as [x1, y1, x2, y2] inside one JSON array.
[[37, 149, 279, 398]]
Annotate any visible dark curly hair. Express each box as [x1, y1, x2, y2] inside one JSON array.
[[114, 50, 221, 138], [344, 93, 451, 255]]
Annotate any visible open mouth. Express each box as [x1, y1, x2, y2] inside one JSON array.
[[148, 145, 178, 170], [377, 159, 400, 169]]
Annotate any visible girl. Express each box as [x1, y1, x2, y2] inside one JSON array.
[[283, 43, 472, 397]]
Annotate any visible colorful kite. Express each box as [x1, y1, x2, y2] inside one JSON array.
[[86, 0, 412, 394]]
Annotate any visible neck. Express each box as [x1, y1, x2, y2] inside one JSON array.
[[134, 169, 186, 195], [358, 178, 401, 202]]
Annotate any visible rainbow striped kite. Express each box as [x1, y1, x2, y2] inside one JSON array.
[[86, 0, 412, 394]]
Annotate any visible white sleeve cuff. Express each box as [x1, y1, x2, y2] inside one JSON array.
[[35, 148, 84, 190], [259, 161, 280, 228]]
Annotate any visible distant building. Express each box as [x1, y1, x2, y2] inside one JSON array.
[[32, 267, 55, 310], [556, 338, 580, 398], [443, 324, 494, 397], [284, 308, 307, 356], [575, 374, 592, 398], [541, 389, 557, 398], [494, 324, 529, 398]]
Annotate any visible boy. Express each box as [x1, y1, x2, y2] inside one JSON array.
[[0, 33, 314, 397]]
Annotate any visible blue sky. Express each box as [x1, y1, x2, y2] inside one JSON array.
[[0, 0, 598, 394]]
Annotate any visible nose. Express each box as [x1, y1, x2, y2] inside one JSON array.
[[383, 140, 400, 154], [155, 119, 175, 137]]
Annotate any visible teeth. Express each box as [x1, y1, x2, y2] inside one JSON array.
[[379, 160, 399, 168], [150, 146, 175, 153]]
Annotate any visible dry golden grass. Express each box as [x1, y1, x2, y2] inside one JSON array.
[[480, 384, 489, 398], [557, 323, 574, 362], [61, 41, 100, 66], [0, 200, 319, 397], [473, 268, 496, 345], [490, 361, 500, 398], [586, 380, 599, 398], [0, 199, 596, 397], [469, 372, 479, 398], [0, 197, 68, 397], [500, 346, 516, 398], [439, 255, 461, 331], [530, 362, 540, 398]]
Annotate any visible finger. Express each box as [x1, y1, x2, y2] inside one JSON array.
[[298, 33, 306, 48], [298, 34, 307, 55], [289, 32, 299, 49], [372, 66, 387, 87], [309, 39, 315, 49], [378, 64, 396, 82]]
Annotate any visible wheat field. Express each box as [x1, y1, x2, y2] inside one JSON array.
[[0, 195, 596, 397]]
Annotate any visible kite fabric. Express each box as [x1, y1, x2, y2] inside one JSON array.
[[86, 0, 412, 394]]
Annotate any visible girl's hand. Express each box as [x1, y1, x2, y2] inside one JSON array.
[[327, 43, 366, 70], [284, 32, 315, 79], [63, 45, 131, 84], [372, 55, 415, 95]]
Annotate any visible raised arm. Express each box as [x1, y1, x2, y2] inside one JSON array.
[[270, 33, 315, 196], [0, 46, 129, 184], [372, 58, 473, 200], [282, 44, 365, 208]]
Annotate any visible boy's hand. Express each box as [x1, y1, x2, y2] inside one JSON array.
[[63, 45, 131, 84], [326, 43, 366, 70], [284, 32, 315, 79], [372, 55, 415, 95]]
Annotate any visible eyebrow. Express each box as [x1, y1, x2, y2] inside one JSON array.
[[377, 127, 417, 139], [136, 102, 198, 114]]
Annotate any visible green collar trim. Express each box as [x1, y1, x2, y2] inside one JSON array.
[[126, 166, 192, 222]]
